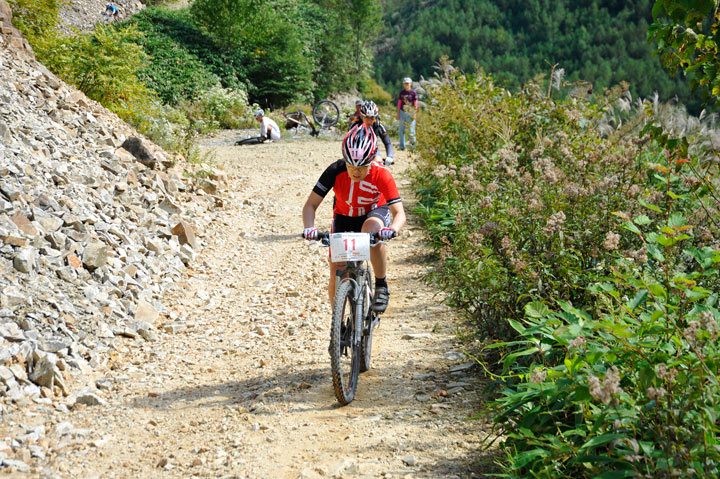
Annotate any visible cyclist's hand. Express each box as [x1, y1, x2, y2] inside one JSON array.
[[378, 227, 397, 240], [303, 227, 318, 240]]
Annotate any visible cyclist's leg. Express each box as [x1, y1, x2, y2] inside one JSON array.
[[362, 217, 386, 278], [364, 206, 392, 312], [362, 206, 391, 280]]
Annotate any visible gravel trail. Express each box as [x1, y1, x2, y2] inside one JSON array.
[[5, 133, 488, 478]]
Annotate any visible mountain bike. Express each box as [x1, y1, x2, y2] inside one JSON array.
[[283, 110, 319, 137], [100, 9, 120, 23], [283, 100, 340, 137], [312, 100, 340, 129], [312, 232, 387, 405]]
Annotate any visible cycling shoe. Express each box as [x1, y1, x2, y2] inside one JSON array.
[[371, 286, 390, 313]]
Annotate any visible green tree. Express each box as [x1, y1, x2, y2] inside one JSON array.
[[191, 0, 312, 106], [378, 0, 703, 112], [345, 0, 382, 74], [648, 0, 720, 102]]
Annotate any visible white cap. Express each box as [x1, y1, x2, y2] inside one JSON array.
[[403, 77, 412, 83], [254, 109, 264, 117]]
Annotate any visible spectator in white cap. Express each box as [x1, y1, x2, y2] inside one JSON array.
[[235, 109, 282, 145], [396, 77, 417, 150], [254, 108, 281, 142]]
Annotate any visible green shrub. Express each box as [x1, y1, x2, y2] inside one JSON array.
[[362, 78, 393, 105], [33, 24, 157, 114], [412, 68, 657, 338], [191, 0, 312, 106], [194, 85, 255, 129], [489, 149, 720, 477], [128, 8, 250, 105], [7, 0, 64, 43]]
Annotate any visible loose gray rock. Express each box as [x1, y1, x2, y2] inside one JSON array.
[[2, 459, 29, 472], [82, 241, 108, 270], [29, 352, 62, 389], [0, 322, 25, 341], [13, 247, 37, 273], [135, 299, 159, 324], [120, 137, 158, 169], [1, 286, 25, 308], [402, 455, 417, 467], [74, 389, 106, 406]]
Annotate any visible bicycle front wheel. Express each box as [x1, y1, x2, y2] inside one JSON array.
[[329, 280, 360, 405], [313, 100, 340, 128]]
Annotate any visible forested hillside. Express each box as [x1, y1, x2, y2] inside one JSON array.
[[377, 0, 702, 111]]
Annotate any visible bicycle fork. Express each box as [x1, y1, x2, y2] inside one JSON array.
[[335, 266, 365, 350]]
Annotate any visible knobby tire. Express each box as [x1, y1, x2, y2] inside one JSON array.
[[330, 281, 360, 405], [312, 100, 340, 128]]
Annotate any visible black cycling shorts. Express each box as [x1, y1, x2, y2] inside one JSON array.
[[332, 205, 391, 233]]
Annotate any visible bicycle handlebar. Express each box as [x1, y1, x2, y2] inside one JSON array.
[[303, 231, 394, 246]]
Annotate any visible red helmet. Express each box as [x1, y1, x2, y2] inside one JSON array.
[[342, 124, 377, 167]]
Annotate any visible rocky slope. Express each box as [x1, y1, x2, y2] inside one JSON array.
[[0, 0, 218, 414], [59, 0, 145, 32]]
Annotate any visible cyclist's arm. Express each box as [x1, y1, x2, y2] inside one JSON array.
[[381, 132, 393, 158], [388, 201, 406, 233], [304, 161, 339, 227], [375, 124, 393, 158], [303, 192, 324, 228]]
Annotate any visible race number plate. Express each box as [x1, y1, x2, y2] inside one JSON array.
[[329, 233, 371, 262]]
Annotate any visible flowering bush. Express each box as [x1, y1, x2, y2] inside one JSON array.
[[413, 69, 660, 338], [190, 85, 255, 130], [488, 157, 720, 477], [415, 62, 720, 475]]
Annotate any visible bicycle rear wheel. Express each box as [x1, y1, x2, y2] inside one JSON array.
[[330, 281, 360, 405], [313, 100, 340, 128]]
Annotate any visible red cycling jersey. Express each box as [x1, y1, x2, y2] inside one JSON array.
[[312, 159, 402, 217]]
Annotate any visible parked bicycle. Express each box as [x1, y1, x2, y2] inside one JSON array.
[[310, 231, 388, 405], [284, 100, 340, 137], [283, 110, 319, 137]]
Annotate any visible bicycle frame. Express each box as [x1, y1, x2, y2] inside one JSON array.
[[335, 261, 368, 349], [284, 111, 319, 137], [306, 231, 388, 404]]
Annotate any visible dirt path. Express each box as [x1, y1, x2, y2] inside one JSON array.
[[8, 133, 488, 478]]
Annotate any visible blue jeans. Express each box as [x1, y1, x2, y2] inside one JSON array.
[[398, 110, 416, 149]]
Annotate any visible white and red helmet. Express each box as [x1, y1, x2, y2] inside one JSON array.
[[342, 124, 377, 167], [360, 100, 379, 119]]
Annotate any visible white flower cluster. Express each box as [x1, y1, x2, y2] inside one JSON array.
[[544, 211, 566, 235], [588, 367, 623, 404]]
